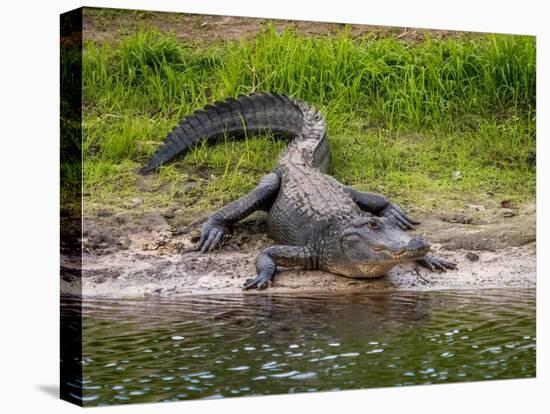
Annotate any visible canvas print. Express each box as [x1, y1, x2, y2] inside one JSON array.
[[60, 7, 536, 407]]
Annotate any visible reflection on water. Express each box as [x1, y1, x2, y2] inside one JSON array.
[[63, 289, 536, 406]]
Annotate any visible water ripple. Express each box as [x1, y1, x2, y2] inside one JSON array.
[[65, 288, 536, 406]]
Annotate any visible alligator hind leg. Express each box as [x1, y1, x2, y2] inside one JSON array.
[[243, 245, 317, 290], [417, 254, 457, 272], [344, 187, 419, 230], [197, 173, 280, 252]]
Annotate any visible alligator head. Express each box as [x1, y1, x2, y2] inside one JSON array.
[[325, 215, 430, 278]]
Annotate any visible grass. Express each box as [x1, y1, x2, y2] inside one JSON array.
[[79, 23, 536, 215]]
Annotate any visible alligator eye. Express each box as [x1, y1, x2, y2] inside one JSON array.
[[368, 220, 380, 230]]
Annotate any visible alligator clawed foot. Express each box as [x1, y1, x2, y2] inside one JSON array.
[[382, 203, 420, 230], [196, 221, 227, 252], [417, 254, 457, 272], [243, 275, 273, 291]]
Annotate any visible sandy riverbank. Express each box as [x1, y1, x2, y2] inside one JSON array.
[[60, 202, 535, 298]]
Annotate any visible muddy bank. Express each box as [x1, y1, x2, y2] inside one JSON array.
[[60, 202, 536, 298]]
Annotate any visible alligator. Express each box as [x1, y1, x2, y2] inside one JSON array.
[[140, 93, 456, 290]]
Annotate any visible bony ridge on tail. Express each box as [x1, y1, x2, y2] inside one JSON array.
[[141, 92, 456, 290]]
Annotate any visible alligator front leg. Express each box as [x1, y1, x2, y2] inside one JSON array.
[[344, 187, 419, 230], [243, 245, 317, 290], [197, 173, 280, 252]]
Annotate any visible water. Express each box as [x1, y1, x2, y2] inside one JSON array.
[[64, 289, 536, 406]]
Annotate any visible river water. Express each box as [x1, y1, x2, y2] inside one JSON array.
[[64, 289, 536, 406]]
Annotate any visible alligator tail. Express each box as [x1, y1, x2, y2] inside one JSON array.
[[139, 92, 305, 175]]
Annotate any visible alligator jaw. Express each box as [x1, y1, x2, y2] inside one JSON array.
[[371, 245, 429, 261], [354, 262, 400, 278], [392, 247, 429, 260]]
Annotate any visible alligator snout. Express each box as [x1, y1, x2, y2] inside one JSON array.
[[385, 237, 429, 260], [407, 237, 430, 250], [408, 237, 430, 251], [372, 237, 429, 258]]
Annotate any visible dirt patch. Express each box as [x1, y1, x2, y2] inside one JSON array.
[[82, 8, 483, 45], [61, 202, 536, 298]]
